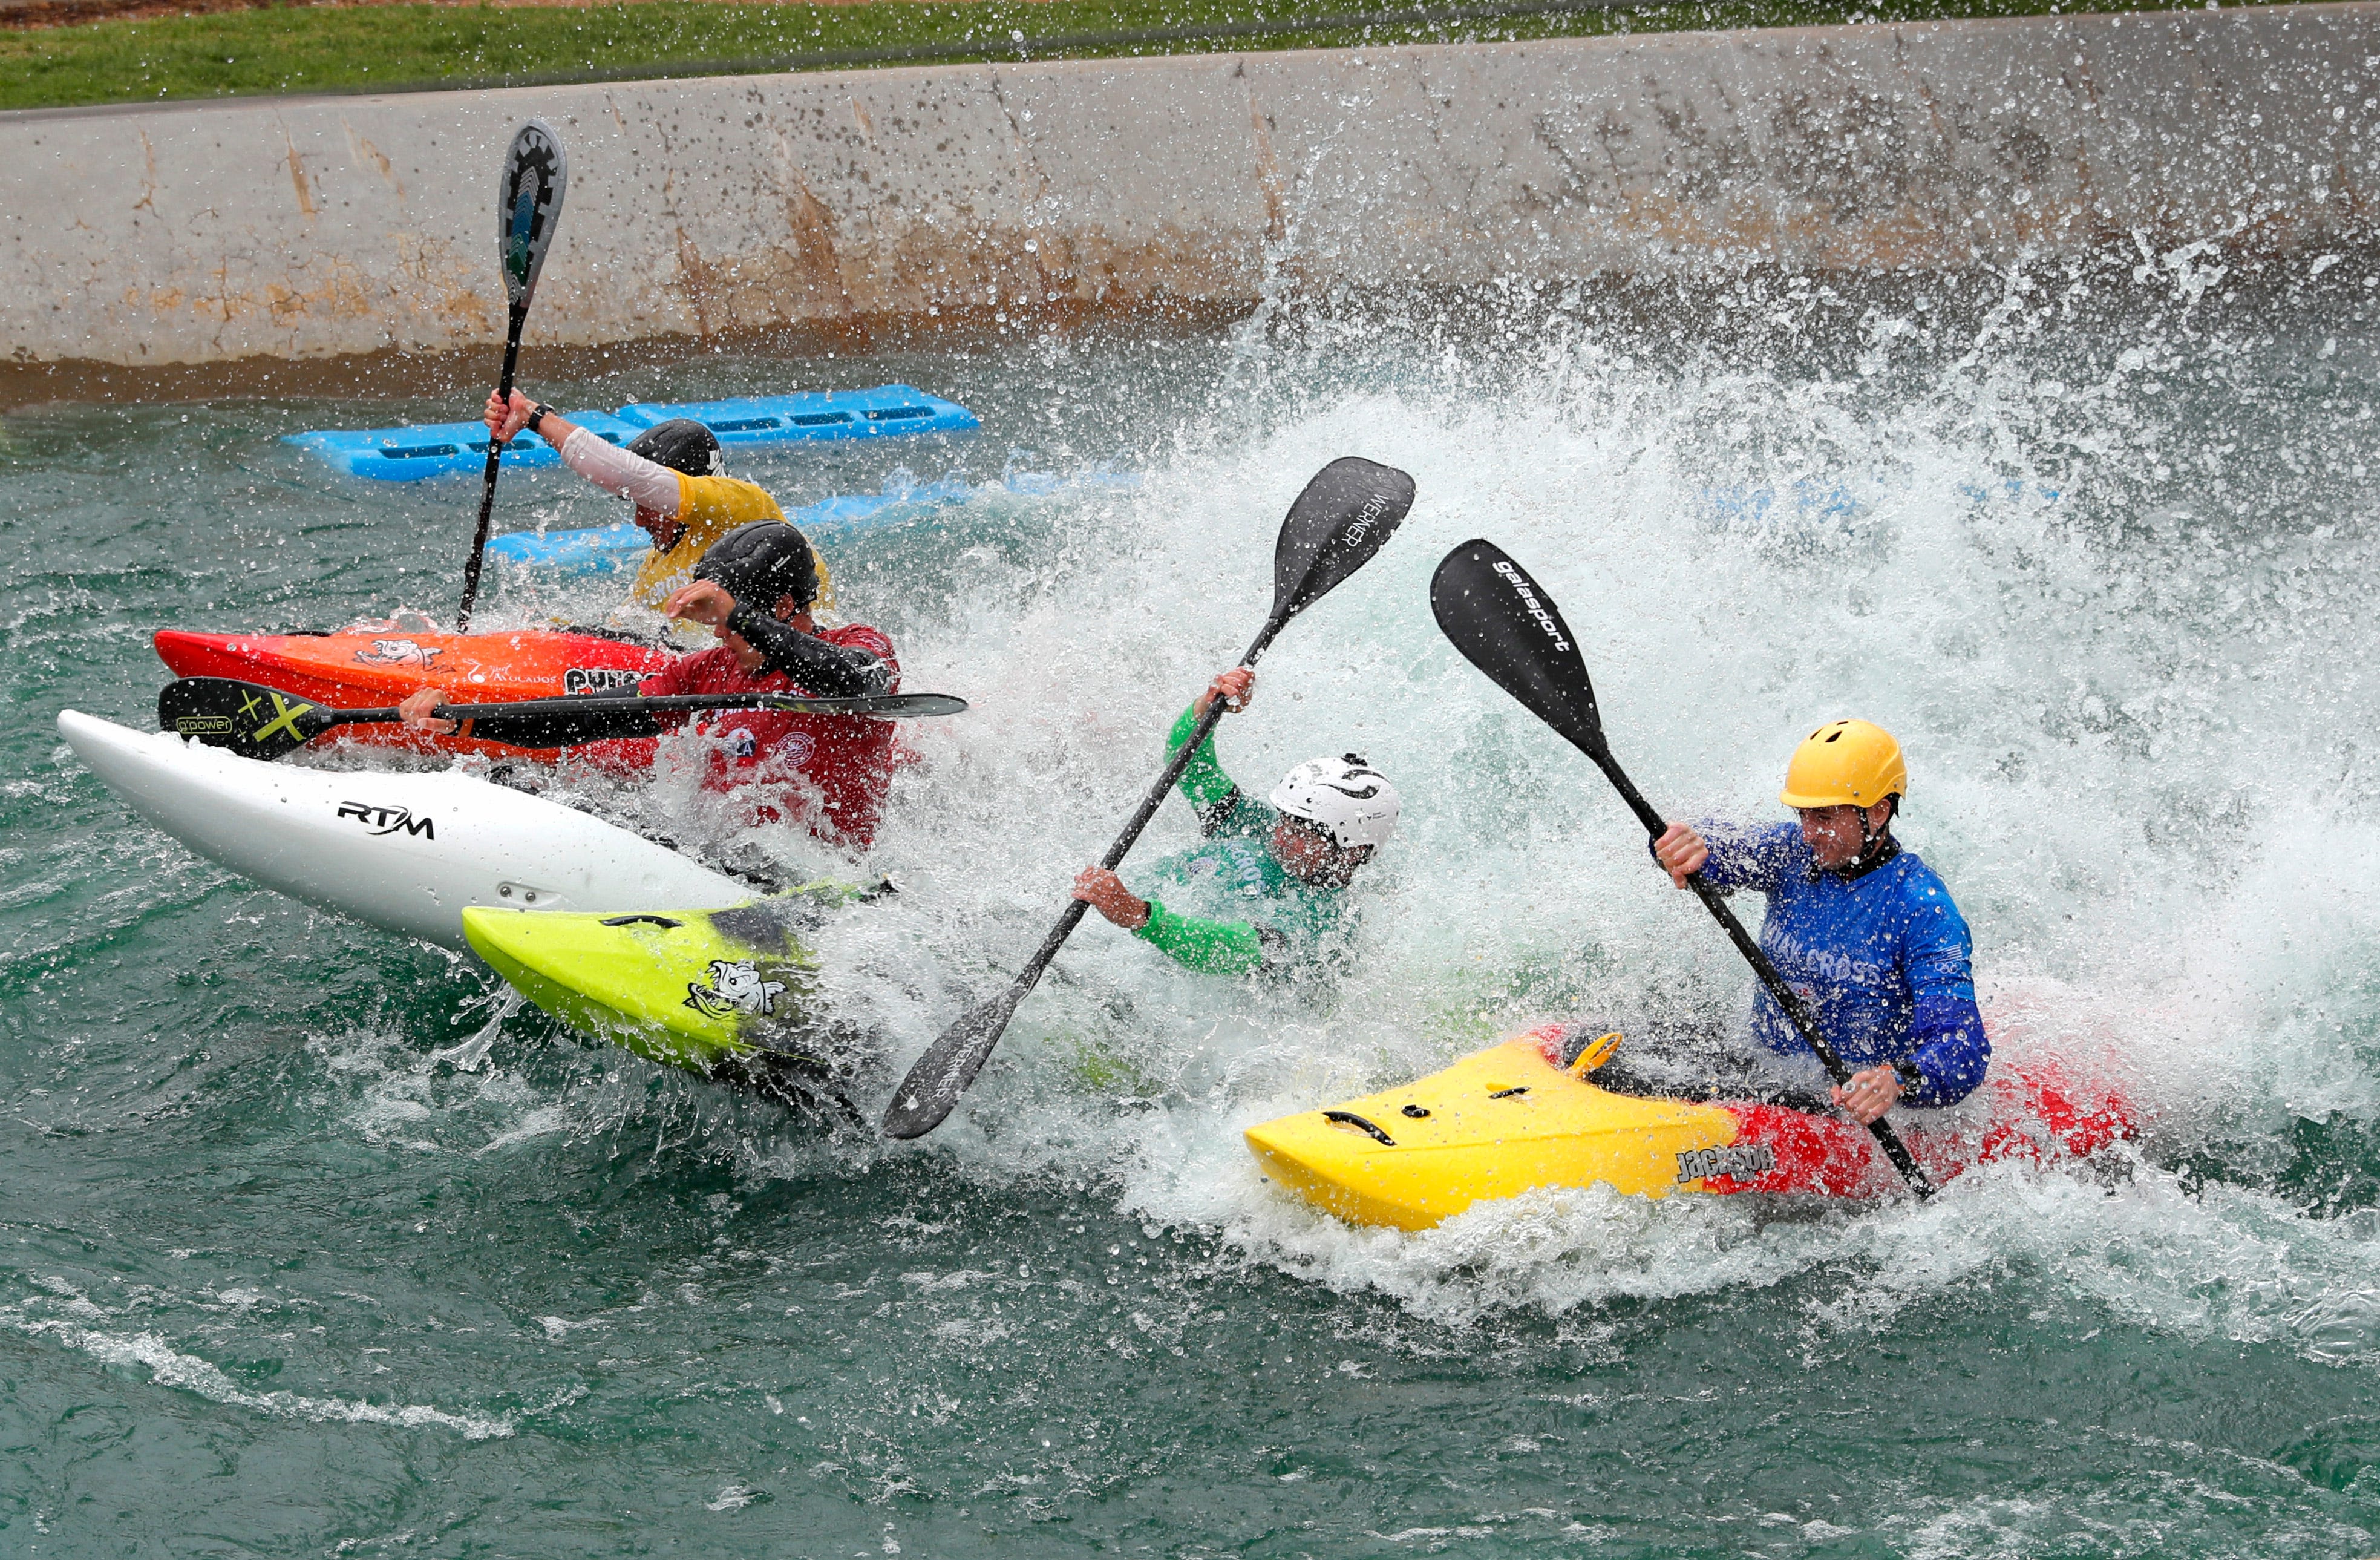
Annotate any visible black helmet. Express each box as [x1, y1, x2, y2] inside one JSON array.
[[626, 418, 722, 477], [695, 522, 819, 611]]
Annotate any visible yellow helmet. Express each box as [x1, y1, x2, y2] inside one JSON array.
[[1779, 719, 1907, 810]]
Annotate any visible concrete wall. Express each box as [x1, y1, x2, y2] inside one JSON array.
[[6, 3, 2377, 370]]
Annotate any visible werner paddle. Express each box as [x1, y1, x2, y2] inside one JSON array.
[[1427, 539, 1937, 1199], [456, 120, 569, 633], [158, 675, 965, 763], [880, 456, 1416, 1141]]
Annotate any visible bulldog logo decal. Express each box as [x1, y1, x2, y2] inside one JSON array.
[[355, 639, 442, 669], [683, 959, 787, 1020]]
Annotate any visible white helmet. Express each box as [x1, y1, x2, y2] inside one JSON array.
[[1269, 753, 1399, 850]]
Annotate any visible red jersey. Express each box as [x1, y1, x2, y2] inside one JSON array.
[[583, 623, 900, 850]]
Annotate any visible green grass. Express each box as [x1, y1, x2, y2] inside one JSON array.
[[0, 0, 2302, 113]]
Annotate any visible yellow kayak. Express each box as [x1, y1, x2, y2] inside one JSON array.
[[1245, 1027, 2137, 1229], [463, 883, 880, 1109]]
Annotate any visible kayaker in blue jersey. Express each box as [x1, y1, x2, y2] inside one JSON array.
[[1070, 668, 1399, 976], [1644, 719, 1986, 1124]]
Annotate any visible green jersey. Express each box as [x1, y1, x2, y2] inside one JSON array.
[[1128, 701, 1352, 977]]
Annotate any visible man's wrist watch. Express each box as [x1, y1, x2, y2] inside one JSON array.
[[526, 402, 555, 437], [1892, 1059, 1925, 1093]]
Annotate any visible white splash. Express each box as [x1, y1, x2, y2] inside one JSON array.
[[6, 1285, 512, 1440]]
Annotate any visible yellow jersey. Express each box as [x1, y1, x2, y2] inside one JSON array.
[[629, 474, 838, 618]]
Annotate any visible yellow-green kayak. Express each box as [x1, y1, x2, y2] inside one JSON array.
[[464, 882, 879, 1108]]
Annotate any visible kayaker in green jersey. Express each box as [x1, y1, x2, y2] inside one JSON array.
[[1071, 668, 1400, 975]]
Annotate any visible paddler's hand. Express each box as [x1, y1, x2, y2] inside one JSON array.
[[1832, 1064, 1904, 1126], [397, 686, 457, 735], [1653, 821, 1708, 888], [1072, 867, 1151, 930], [484, 388, 536, 442], [663, 580, 738, 628], [1191, 667, 1255, 719]]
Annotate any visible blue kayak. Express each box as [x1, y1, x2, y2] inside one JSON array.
[[1698, 476, 2062, 533], [486, 470, 1136, 575], [288, 386, 979, 482]]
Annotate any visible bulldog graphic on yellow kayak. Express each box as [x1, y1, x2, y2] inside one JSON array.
[[463, 882, 889, 1111], [684, 959, 789, 1020]]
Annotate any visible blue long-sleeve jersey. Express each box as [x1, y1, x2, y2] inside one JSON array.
[[1687, 821, 1988, 1107]]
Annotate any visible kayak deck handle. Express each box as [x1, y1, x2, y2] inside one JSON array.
[[1489, 1086, 1530, 1099], [1321, 1110, 1396, 1147], [599, 913, 685, 928], [1400, 1104, 1431, 1119]]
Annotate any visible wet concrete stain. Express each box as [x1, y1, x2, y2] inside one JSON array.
[[3, 5, 2376, 370]]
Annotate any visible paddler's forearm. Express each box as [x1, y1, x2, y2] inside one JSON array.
[[728, 608, 893, 698], [1133, 900, 1269, 975], [559, 425, 681, 512], [523, 408, 583, 448], [1166, 701, 1244, 833], [1900, 999, 1989, 1106]]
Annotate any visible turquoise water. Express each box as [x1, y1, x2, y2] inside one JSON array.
[[5, 268, 2380, 1556]]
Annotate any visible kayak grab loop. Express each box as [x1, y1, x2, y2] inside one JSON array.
[[1322, 1110, 1396, 1146], [599, 914, 685, 928], [1489, 1086, 1529, 1099], [1568, 1031, 1623, 1077], [1400, 1104, 1431, 1119]]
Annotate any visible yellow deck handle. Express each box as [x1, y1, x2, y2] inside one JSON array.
[[1568, 1031, 1623, 1077]]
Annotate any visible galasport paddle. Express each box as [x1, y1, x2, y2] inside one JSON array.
[[880, 457, 1416, 1141], [1427, 539, 1937, 1199], [456, 120, 569, 633], [157, 675, 966, 762]]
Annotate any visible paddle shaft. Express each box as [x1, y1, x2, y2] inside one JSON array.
[[1583, 743, 1937, 1197], [987, 617, 1290, 1002], [456, 302, 528, 633]]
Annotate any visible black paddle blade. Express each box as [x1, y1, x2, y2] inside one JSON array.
[[497, 120, 567, 309], [157, 678, 340, 761], [1429, 539, 1607, 759], [880, 984, 1031, 1139], [1271, 457, 1415, 622]]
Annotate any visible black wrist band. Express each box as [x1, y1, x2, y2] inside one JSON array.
[[528, 403, 554, 436], [1893, 1059, 1924, 1092]]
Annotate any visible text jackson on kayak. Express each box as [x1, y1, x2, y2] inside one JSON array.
[[400, 522, 901, 851], [477, 387, 831, 618], [1071, 668, 1400, 975], [1647, 719, 1987, 1126]]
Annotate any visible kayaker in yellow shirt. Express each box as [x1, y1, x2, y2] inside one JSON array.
[[483, 387, 829, 616]]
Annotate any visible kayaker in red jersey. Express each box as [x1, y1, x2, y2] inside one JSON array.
[[399, 523, 901, 850]]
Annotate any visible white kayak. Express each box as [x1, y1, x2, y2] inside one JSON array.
[[57, 710, 752, 951]]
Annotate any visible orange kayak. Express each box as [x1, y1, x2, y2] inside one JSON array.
[[153, 626, 676, 760]]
